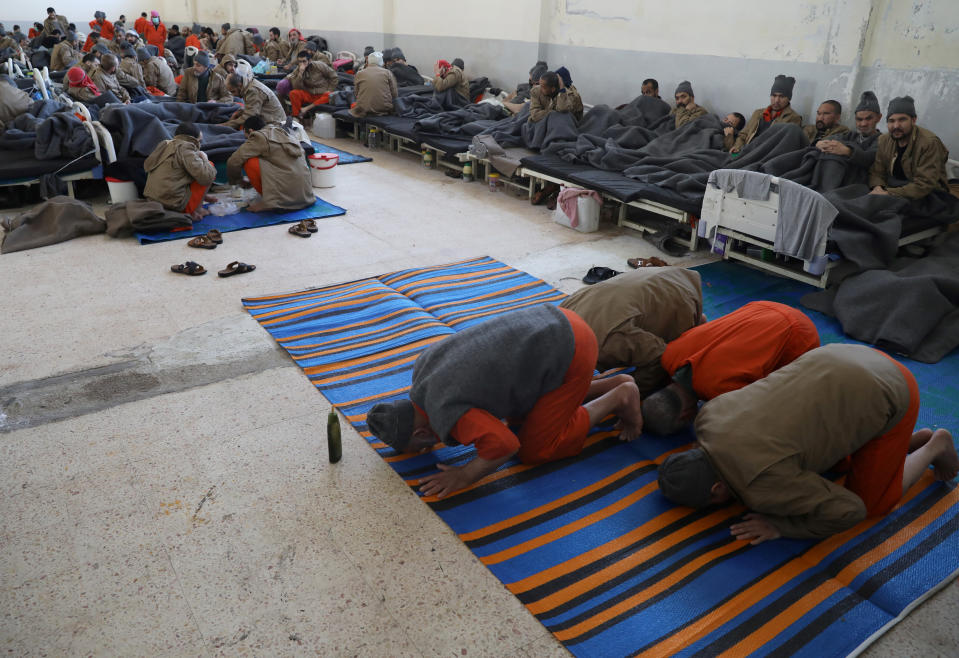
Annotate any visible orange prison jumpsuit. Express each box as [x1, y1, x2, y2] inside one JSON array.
[[442, 307, 598, 464], [661, 301, 820, 400], [89, 20, 114, 41], [143, 22, 166, 55]]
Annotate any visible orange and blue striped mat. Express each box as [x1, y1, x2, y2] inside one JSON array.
[[242, 256, 959, 657]]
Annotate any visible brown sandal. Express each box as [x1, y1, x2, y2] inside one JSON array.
[[627, 257, 669, 269], [206, 229, 223, 244], [188, 235, 218, 249], [288, 222, 312, 238], [302, 219, 318, 233], [171, 261, 206, 275]]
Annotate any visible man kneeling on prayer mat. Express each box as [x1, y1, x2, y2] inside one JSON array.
[[869, 96, 952, 201], [225, 116, 315, 213], [642, 301, 820, 435], [366, 305, 646, 499], [560, 267, 704, 395], [144, 123, 217, 221], [657, 344, 959, 543]]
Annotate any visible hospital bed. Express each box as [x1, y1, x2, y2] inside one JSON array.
[[699, 169, 950, 288]]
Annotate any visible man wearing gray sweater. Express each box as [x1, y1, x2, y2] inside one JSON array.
[[367, 305, 645, 498]]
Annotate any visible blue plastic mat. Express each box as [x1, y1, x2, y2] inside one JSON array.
[[310, 141, 372, 165], [243, 257, 959, 657], [136, 197, 346, 244]]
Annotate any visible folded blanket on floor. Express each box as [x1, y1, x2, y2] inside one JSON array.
[[104, 199, 191, 237], [1, 195, 105, 253]]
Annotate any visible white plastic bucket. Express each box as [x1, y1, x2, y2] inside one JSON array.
[[312, 113, 336, 139], [308, 153, 339, 188], [105, 177, 138, 204], [552, 192, 601, 233]]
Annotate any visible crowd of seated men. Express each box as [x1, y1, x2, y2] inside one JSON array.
[[0, 8, 953, 218]]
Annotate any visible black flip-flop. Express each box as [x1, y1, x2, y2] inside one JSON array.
[[582, 266, 621, 285], [171, 261, 206, 276], [218, 261, 256, 277]]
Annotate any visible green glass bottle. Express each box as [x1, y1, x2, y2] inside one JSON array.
[[327, 410, 342, 463]]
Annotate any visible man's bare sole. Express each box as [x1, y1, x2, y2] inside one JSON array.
[[928, 429, 959, 481]]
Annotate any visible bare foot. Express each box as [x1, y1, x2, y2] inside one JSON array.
[[928, 429, 959, 481], [203, 194, 218, 203], [614, 382, 644, 441], [909, 428, 934, 452], [246, 200, 270, 213], [191, 207, 211, 220]]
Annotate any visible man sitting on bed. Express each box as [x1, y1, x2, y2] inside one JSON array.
[[432, 59, 470, 104], [560, 267, 704, 396], [529, 69, 583, 123], [384, 48, 422, 87], [869, 96, 952, 202], [503, 60, 548, 114], [815, 91, 882, 170], [641, 78, 661, 99], [176, 51, 232, 104], [721, 112, 747, 151], [657, 344, 959, 543], [223, 73, 286, 129], [49, 30, 79, 71], [350, 51, 398, 118], [285, 49, 339, 118], [144, 122, 218, 221], [225, 116, 315, 213], [802, 100, 849, 145], [91, 53, 131, 103], [366, 304, 646, 499], [729, 75, 803, 154], [670, 81, 709, 129], [641, 301, 820, 435]]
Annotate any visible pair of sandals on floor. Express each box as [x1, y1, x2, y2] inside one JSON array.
[[582, 257, 669, 284], [174, 230, 255, 277]]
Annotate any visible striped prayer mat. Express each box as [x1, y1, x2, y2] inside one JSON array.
[[242, 256, 959, 657]]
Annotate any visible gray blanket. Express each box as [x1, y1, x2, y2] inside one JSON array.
[[802, 232, 959, 363], [1, 196, 105, 253]]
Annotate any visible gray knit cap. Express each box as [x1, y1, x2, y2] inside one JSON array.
[[363, 46, 374, 57], [392, 47, 405, 61], [366, 399, 415, 452], [674, 80, 694, 97], [452, 58, 464, 70], [136, 47, 151, 62], [94, 10, 106, 19], [529, 60, 548, 82], [657, 448, 717, 509], [855, 91, 881, 114], [770, 74, 796, 99], [887, 95, 916, 118], [194, 50, 210, 67]]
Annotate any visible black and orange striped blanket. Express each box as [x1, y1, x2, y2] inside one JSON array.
[[242, 256, 959, 657]]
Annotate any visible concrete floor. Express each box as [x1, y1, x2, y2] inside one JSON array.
[[1, 134, 956, 656]]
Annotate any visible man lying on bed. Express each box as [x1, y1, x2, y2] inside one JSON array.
[[657, 344, 959, 543], [869, 96, 952, 204], [641, 301, 819, 435], [366, 305, 646, 498], [225, 115, 315, 213]]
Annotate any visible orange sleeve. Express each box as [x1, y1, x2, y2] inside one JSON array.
[[451, 409, 520, 460]]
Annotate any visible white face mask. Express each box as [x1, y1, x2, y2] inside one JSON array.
[[152, 18, 159, 25]]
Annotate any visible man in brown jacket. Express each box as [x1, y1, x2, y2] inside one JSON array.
[[670, 81, 709, 130], [223, 73, 286, 129], [657, 344, 958, 543], [42, 8, 69, 37], [802, 100, 850, 145], [177, 51, 232, 104], [212, 53, 237, 80], [91, 53, 131, 103], [215, 23, 255, 57], [432, 59, 470, 103], [730, 75, 803, 153], [560, 267, 704, 395], [49, 31, 79, 71], [529, 71, 584, 123], [144, 123, 218, 220], [138, 47, 177, 95], [350, 51, 398, 118], [226, 116, 315, 212], [285, 49, 339, 117], [262, 27, 290, 62], [868, 96, 951, 201], [117, 45, 145, 88]]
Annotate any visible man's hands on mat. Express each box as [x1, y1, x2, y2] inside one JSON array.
[[730, 513, 781, 545], [419, 463, 472, 498]]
